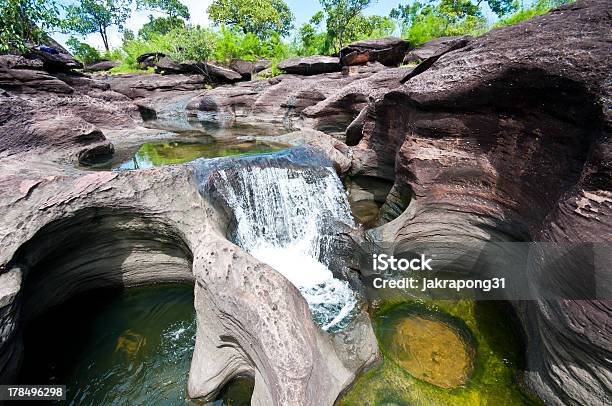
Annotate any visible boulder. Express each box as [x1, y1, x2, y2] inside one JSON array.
[[278, 56, 341, 75], [229, 58, 254, 80], [0, 57, 74, 94], [136, 52, 165, 69], [0, 55, 44, 70], [254, 59, 272, 73], [155, 56, 185, 74], [84, 60, 120, 72], [106, 73, 207, 99], [155, 57, 242, 83], [201, 62, 242, 83], [340, 37, 410, 66], [27, 45, 82, 72], [403, 36, 469, 64]]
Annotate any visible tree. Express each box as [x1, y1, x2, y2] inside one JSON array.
[[138, 15, 185, 40], [136, 0, 189, 19], [63, 0, 131, 51], [0, 0, 60, 53], [319, 0, 372, 51], [207, 0, 294, 39], [66, 36, 102, 64]]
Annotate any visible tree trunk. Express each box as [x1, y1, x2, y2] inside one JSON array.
[[99, 26, 109, 52]]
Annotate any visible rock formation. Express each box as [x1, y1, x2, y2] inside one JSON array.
[[0, 1, 609, 405], [0, 51, 378, 406], [278, 56, 342, 75], [346, 1, 611, 405], [340, 37, 410, 66]]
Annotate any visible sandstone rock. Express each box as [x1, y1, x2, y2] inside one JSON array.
[[136, 52, 165, 69], [254, 59, 272, 73], [0, 55, 44, 70], [340, 37, 410, 66], [351, 1, 611, 405], [278, 56, 341, 75], [202, 62, 243, 83], [403, 35, 469, 64], [155, 57, 242, 83], [229, 58, 254, 80], [155, 56, 185, 74], [84, 60, 120, 72], [27, 45, 82, 72], [106, 73, 207, 99], [302, 66, 409, 140], [0, 66, 73, 94]]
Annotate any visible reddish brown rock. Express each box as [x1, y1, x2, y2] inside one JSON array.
[[278, 56, 341, 75], [351, 1, 611, 405], [340, 37, 410, 67]]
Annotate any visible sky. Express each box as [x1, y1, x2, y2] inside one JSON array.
[[53, 0, 499, 51]]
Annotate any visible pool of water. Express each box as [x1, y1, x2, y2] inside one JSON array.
[[86, 138, 287, 171], [339, 297, 541, 406], [18, 284, 253, 406]]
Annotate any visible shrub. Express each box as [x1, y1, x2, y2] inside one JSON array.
[[494, 0, 571, 28], [66, 36, 102, 64]]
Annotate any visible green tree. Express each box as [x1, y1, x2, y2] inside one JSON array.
[[136, 0, 189, 19], [296, 11, 331, 55], [138, 15, 185, 40], [207, 0, 294, 39], [165, 26, 216, 63], [391, 0, 494, 44], [135, 0, 189, 40], [66, 35, 101, 63], [0, 0, 60, 53], [63, 0, 131, 51], [319, 0, 372, 51]]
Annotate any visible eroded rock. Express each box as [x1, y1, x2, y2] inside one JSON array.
[[352, 1, 611, 405], [340, 37, 410, 66], [278, 56, 342, 75]]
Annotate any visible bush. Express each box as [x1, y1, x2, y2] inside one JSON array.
[[0, 0, 60, 53], [494, 0, 571, 28], [66, 36, 102, 64], [165, 26, 217, 63]]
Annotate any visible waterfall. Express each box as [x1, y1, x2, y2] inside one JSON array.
[[197, 149, 357, 331]]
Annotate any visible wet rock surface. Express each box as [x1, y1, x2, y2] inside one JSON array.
[[0, 1, 610, 405], [350, 1, 611, 405]]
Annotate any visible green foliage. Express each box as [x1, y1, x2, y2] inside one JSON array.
[[164, 26, 217, 63], [119, 31, 172, 69], [66, 36, 101, 64], [207, 0, 294, 39], [495, 0, 570, 27], [392, 0, 488, 45], [295, 1, 396, 55], [63, 0, 131, 51], [136, 0, 190, 19], [138, 15, 185, 40], [0, 0, 60, 53], [319, 0, 372, 51]]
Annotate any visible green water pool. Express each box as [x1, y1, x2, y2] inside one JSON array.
[[18, 284, 253, 406], [116, 139, 286, 170]]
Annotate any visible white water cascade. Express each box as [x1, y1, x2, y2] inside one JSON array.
[[211, 163, 358, 331]]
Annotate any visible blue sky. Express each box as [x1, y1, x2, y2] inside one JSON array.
[[54, 0, 501, 50]]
